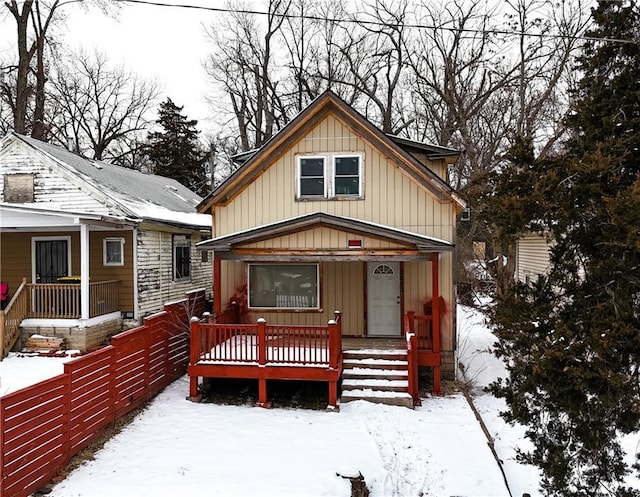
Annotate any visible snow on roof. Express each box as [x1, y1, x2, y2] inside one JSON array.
[[14, 134, 210, 228], [126, 200, 212, 229]]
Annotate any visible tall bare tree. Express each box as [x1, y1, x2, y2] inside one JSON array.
[[204, 0, 589, 300], [2, 0, 117, 139], [4, 0, 69, 138], [47, 50, 160, 166], [205, 0, 291, 150], [334, 0, 411, 133]]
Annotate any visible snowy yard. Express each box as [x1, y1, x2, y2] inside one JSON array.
[[1, 305, 637, 496]]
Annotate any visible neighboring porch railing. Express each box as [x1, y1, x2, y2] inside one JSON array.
[[26, 280, 120, 319], [0, 278, 29, 359]]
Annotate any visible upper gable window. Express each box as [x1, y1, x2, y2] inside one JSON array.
[[4, 174, 34, 202], [299, 156, 326, 197], [297, 153, 363, 200]]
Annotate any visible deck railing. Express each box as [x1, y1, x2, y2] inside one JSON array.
[[26, 280, 120, 319], [405, 324, 421, 406], [0, 278, 29, 359], [405, 310, 442, 395], [191, 311, 342, 369], [406, 311, 436, 351]]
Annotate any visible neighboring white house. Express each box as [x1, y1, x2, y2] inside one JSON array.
[[0, 132, 212, 353]]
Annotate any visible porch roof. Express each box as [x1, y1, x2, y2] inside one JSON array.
[[197, 212, 454, 260], [0, 203, 134, 230]]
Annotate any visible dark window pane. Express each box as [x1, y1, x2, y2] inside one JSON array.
[[173, 235, 191, 279], [335, 177, 359, 195], [300, 177, 325, 196], [335, 156, 359, 176], [105, 240, 123, 264], [300, 158, 325, 176]]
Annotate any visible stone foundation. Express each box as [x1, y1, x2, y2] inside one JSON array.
[[441, 350, 456, 380], [19, 317, 122, 352]]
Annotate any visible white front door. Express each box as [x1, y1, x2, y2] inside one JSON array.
[[367, 262, 401, 336]]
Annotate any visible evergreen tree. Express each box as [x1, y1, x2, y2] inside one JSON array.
[[144, 98, 209, 196], [489, 1, 640, 495]]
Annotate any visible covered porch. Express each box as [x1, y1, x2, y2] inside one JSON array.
[[0, 204, 134, 357], [193, 212, 450, 407]]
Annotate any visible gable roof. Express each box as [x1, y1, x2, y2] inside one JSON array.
[[2, 132, 210, 229], [197, 90, 465, 212], [198, 211, 454, 253]]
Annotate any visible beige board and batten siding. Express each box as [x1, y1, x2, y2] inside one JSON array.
[[515, 232, 553, 284], [136, 227, 212, 319], [240, 227, 413, 250], [214, 112, 455, 338], [0, 142, 113, 214], [222, 259, 365, 335], [213, 113, 455, 243]]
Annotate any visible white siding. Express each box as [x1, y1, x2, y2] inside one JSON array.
[[516, 233, 553, 284], [136, 228, 212, 317], [0, 142, 112, 214]]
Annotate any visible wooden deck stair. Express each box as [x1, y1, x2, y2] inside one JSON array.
[[340, 349, 414, 408]]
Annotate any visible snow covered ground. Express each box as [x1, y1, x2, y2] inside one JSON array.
[[0, 351, 79, 397], [1, 305, 637, 496]]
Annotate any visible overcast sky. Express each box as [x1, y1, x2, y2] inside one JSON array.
[[64, 1, 225, 134]]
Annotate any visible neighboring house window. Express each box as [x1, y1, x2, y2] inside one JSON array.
[[4, 174, 34, 202], [460, 207, 471, 221], [103, 237, 125, 266], [173, 235, 191, 280], [297, 153, 363, 199], [248, 263, 319, 309]]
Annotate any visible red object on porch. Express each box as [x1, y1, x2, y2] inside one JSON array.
[[404, 309, 442, 397], [0, 282, 8, 308], [188, 311, 343, 408]]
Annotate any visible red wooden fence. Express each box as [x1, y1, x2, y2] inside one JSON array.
[[0, 290, 204, 497]]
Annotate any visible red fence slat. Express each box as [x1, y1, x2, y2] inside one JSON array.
[[0, 291, 202, 497]]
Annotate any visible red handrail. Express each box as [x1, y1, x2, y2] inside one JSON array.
[[190, 314, 342, 368]]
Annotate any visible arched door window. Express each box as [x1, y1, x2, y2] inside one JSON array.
[[373, 264, 395, 275]]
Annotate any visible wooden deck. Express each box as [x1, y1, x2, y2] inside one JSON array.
[[187, 310, 442, 408], [188, 313, 343, 408]]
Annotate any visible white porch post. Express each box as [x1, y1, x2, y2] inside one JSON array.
[[80, 223, 90, 320]]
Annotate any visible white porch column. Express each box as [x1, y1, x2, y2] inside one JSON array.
[[80, 223, 90, 320]]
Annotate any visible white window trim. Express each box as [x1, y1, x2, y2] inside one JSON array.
[[103, 237, 125, 266], [31, 236, 72, 284], [296, 153, 364, 199], [247, 263, 321, 310], [333, 153, 364, 198], [297, 155, 327, 199]]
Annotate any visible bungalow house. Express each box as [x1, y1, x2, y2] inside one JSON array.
[[0, 132, 212, 357], [190, 91, 465, 408]]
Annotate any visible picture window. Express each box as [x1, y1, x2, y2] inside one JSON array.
[[248, 263, 319, 309]]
